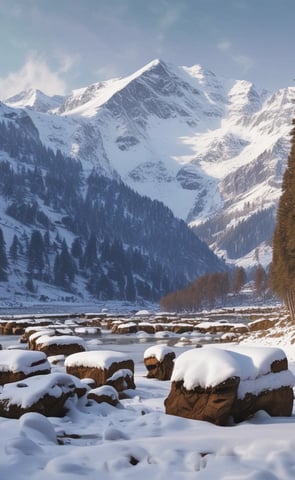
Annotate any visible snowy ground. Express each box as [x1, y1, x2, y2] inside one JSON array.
[[0, 316, 295, 479]]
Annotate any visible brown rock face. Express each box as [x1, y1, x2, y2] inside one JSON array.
[[171, 325, 194, 334], [270, 358, 288, 373], [0, 374, 78, 419], [144, 352, 176, 380], [248, 318, 277, 332], [106, 369, 136, 391], [137, 324, 156, 334], [165, 377, 240, 426], [87, 392, 118, 406], [0, 352, 51, 386], [87, 387, 119, 406], [35, 342, 86, 357], [66, 359, 135, 389], [232, 387, 294, 422], [115, 324, 137, 334], [0, 369, 51, 386], [165, 370, 294, 425], [0, 392, 71, 419]]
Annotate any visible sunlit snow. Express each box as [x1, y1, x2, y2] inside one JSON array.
[[0, 323, 294, 479]]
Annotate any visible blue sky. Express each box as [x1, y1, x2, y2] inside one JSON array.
[[0, 0, 294, 98]]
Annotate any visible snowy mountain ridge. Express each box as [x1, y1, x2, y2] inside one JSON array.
[[4, 58, 295, 270], [0, 100, 225, 305]]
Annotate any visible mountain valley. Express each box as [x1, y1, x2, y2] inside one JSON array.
[[0, 58, 293, 304]]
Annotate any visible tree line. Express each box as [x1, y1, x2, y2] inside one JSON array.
[[271, 118, 295, 319], [0, 225, 171, 301], [0, 113, 224, 302], [160, 265, 270, 312]]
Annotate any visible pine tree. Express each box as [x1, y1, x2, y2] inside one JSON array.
[[254, 265, 267, 298], [71, 237, 83, 258], [27, 230, 44, 278], [54, 240, 76, 288], [0, 228, 8, 281], [43, 231, 51, 253], [53, 253, 62, 286], [272, 119, 295, 318], [84, 232, 98, 269], [232, 266, 246, 294], [9, 234, 19, 261], [60, 239, 76, 283], [25, 275, 35, 293], [125, 270, 136, 301]]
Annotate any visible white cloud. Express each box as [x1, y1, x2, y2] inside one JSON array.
[[232, 54, 254, 73], [159, 7, 181, 30], [0, 52, 72, 100], [95, 64, 120, 81], [217, 40, 254, 74], [217, 40, 232, 52], [55, 52, 79, 75]]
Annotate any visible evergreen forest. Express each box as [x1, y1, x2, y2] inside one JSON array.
[[0, 114, 224, 302]]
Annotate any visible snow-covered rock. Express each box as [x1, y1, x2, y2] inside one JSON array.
[[0, 350, 51, 385], [33, 335, 86, 356], [65, 350, 135, 388], [144, 344, 175, 380], [165, 345, 295, 425], [0, 372, 80, 418]]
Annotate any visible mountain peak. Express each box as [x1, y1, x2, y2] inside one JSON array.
[[6, 88, 37, 104], [125, 58, 171, 82], [142, 58, 164, 69], [183, 63, 215, 81], [58, 59, 175, 116], [136, 58, 167, 71], [0, 59, 293, 273], [5, 89, 65, 113]]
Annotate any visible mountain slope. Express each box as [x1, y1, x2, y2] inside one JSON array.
[[0, 102, 224, 304], [4, 59, 294, 270]]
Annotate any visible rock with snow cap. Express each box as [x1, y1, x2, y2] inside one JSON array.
[[33, 335, 86, 357], [0, 350, 51, 385], [87, 385, 119, 406], [0, 372, 81, 418], [65, 350, 135, 390], [165, 345, 295, 425], [106, 368, 135, 392], [144, 344, 176, 380]]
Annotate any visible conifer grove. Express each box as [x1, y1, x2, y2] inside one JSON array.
[[272, 118, 295, 319]]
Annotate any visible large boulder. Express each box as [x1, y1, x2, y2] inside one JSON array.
[[112, 322, 137, 334], [0, 373, 82, 418], [65, 350, 135, 390], [0, 350, 51, 385], [33, 335, 86, 356], [87, 385, 119, 406], [248, 317, 278, 332], [165, 346, 295, 426], [232, 386, 294, 422], [144, 344, 175, 380], [231, 348, 293, 422], [28, 329, 56, 349], [165, 376, 240, 426], [137, 322, 156, 334], [194, 321, 249, 336], [171, 324, 194, 334], [106, 368, 135, 391]]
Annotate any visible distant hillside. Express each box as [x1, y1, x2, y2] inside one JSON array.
[[5, 59, 293, 270], [0, 107, 224, 304]]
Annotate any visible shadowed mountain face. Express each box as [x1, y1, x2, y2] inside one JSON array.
[[0, 100, 225, 303]]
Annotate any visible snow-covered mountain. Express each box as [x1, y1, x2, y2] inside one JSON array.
[[5, 89, 65, 113], [4, 58, 294, 271], [0, 99, 225, 305]]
